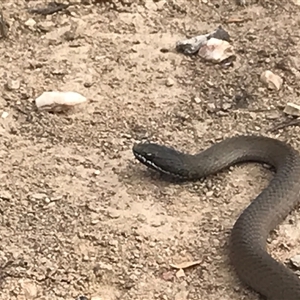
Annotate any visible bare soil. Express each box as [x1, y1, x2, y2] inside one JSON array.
[[1, 1, 300, 299]]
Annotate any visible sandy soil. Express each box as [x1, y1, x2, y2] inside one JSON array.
[[1, 0, 300, 299]]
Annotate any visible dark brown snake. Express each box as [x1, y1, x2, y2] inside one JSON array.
[[132, 135, 300, 299]]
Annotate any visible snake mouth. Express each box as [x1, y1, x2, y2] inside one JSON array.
[[133, 151, 165, 172], [133, 150, 185, 178]]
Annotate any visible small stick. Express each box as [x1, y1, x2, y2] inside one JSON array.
[[0, 11, 8, 38], [268, 118, 300, 133]]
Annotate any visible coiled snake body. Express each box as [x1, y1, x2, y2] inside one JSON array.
[[132, 135, 300, 299]]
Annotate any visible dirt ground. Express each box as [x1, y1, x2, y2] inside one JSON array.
[[1, 0, 300, 299]]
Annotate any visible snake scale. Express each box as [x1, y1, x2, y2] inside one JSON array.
[[132, 135, 300, 299]]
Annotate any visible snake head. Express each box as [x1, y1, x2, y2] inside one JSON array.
[[132, 142, 190, 178]]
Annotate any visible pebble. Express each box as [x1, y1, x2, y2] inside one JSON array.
[[0, 191, 12, 200], [175, 269, 185, 278], [31, 193, 48, 200], [165, 77, 175, 87], [1, 111, 9, 119], [194, 97, 201, 104], [38, 21, 55, 32], [50, 195, 63, 201], [94, 170, 100, 176], [222, 102, 232, 111], [109, 239, 118, 247], [207, 102, 216, 112], [25, 18, 36, 29], [129, 273, 138, 281], [149, 241, 156, 248], [44, 197, 51, 204], [198, 38, 234, 63], [137, 214, 147, 222], [266, 110, 281, 120], [108, 211, 120, 219], [97, 262, 113, 271], [91, 219, 99, 225], [151, 220, 163, 227], [156, 255, 165, 264], [283, 102, 300, 117], [83, 255, 89, 262], [35, 91, 87, 112], [260, 70, 283, 90], [45, 202, 55, 209], [5, 79, 20, 91], [291, 254, 300, 268], [206, 191, 214, 197]]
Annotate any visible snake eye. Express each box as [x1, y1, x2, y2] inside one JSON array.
[[146, 153, 153, 157]]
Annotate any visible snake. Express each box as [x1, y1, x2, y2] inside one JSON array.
[[132, 135, 300, 299]]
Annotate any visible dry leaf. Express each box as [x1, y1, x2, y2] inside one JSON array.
[[170, 260, 202, 269]]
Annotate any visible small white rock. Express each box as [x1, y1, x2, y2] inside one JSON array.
[[175, 269, 185, 278], [283, 102, 300, 117], [165, 77, 175, 87], [194, 97, 201, 104], [1, 111, 9, 119], [31, 193, 48, 200], [198, 38, 234, 63], [206, 191, 214, 197], [260, 70, 283, 91], [291, 254, 300, 269], [35, 91, 87, 112], [91, 219, 99, 225], [94, 170, 101, 175], [44, 197, 51, 204], [25, 18, 37, 29]]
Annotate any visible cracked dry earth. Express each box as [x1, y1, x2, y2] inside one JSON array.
[[1, 0, 300, 299]]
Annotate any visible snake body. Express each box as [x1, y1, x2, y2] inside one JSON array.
[[132, 135, 300, 299]]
